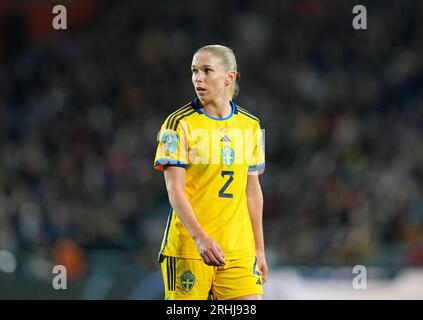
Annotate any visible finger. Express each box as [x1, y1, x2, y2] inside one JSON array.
[[261, 264, 268, 283], [216, 244, 225, 259], [201, 253, 212, 266], [211, 246, 226, 266], [205, 250, 222, 267]]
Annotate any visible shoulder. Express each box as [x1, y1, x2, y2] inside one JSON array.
[[235, 104, 263, 128], [162, 101, 197, 131]]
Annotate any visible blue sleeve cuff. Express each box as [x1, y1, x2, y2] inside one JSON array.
[[154, 158, 188, 171], [248, 162, 265, 174]]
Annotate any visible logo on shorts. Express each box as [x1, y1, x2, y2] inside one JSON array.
[[181, 270, 195, 292]]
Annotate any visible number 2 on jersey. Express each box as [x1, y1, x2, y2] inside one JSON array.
[[219, 171, 234, 198]]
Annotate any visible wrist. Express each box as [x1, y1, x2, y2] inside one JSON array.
[[192, 229, 207, 242]]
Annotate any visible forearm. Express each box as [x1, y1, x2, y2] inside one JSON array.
[[165, 169, 225, 266], [247, 189, 265, 253], [167, 188, 206, 240]]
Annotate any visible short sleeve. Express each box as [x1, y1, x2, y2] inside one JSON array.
[[154, 118, 188, 172], [248, 122, 265, 175]]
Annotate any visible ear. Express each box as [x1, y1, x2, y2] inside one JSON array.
[[226, 71, 237, 86]]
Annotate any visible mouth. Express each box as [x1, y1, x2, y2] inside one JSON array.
[[196, 88, 207, 97]]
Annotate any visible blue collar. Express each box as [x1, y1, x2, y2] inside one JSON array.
[[192, 98, 238, 120]]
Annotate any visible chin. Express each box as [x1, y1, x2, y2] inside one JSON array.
[[197, 96, 208, 104]]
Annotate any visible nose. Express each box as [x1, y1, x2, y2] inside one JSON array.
[[194, 72, 204, 83]]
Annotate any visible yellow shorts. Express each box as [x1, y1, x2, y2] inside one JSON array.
[[160, 255, 263, 300]]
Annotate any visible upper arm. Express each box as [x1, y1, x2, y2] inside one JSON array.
[[154, 119, 188, 172], [164, 166, 186, 195], [246, 174, 261, 197], [248, 121, 265, 175]]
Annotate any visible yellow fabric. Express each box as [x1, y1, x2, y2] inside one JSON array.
[[160, 255, 263, 300], [154, 100, 265, 261]]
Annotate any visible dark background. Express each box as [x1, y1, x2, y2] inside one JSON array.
[[0, 0, 422, 299]]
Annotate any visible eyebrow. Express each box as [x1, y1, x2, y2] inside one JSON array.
[[191, 64, 214, 69]]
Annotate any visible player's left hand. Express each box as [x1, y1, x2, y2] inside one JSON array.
[[256, 251, 268, 283]]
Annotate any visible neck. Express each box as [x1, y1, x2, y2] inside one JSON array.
[[202, 96, 232, 119]]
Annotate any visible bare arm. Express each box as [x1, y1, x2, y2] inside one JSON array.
[[164, 166, 226, 266], [246, 174, 268, 283]]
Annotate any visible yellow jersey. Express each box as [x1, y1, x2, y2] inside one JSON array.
[[154, 98, 265, 261]]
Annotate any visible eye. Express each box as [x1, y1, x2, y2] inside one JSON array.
[[192, 68, 198, 74], [205, 68, 212, 74]]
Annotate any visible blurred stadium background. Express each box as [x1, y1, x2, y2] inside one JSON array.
[[0, 0, 422, 299]]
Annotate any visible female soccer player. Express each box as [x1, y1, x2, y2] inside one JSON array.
[[154, 44, 267, 300]]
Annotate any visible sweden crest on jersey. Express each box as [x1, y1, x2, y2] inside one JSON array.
[[222, 145, 234, 167]]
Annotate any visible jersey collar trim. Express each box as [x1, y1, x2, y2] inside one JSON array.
[[192, 97, 238, 120]]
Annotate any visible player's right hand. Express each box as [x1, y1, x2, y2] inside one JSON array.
[[194, 234, 226, 267]]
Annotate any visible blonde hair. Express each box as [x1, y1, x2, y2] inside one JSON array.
[[194, 45, 239, 99]]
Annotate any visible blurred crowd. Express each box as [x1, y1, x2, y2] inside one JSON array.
[[0, 0, 423, 281]]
